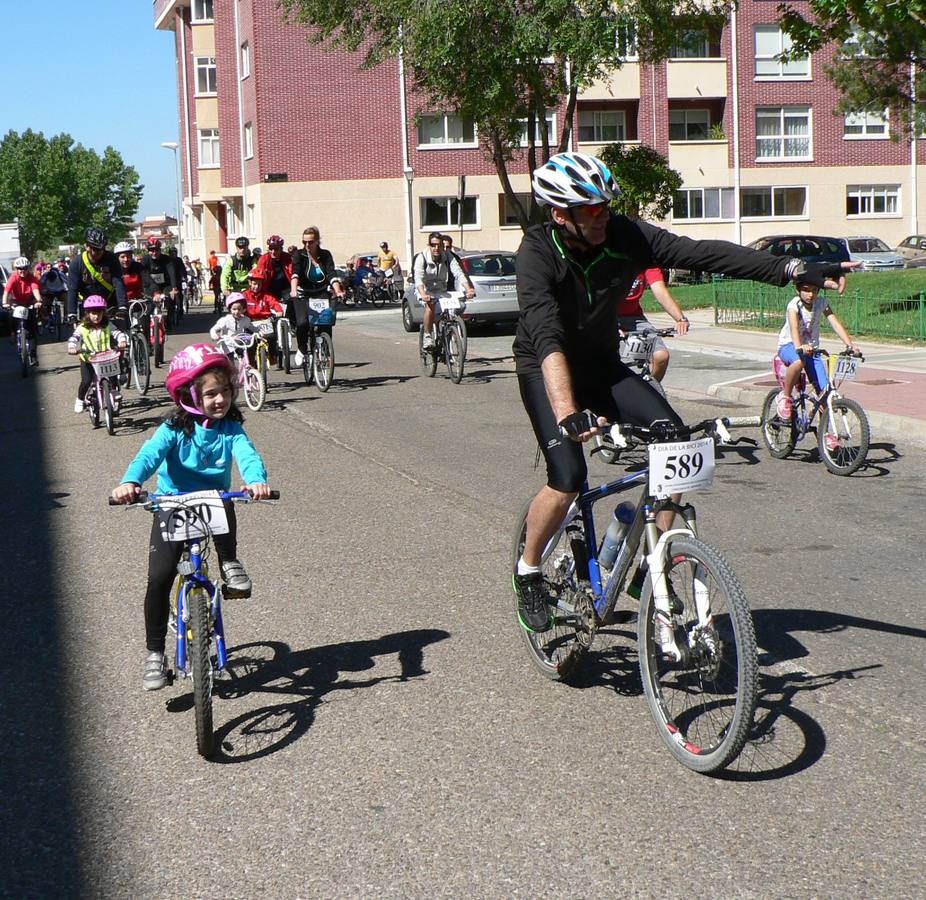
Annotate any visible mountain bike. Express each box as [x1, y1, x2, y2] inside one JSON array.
[[512, 417, 759, 774], [150, 296, 167, 368], [594, 326, 674, 464], [218, 332, 267, 412], [301, 295, 336, 392], [760, 348, 869, 476], [418, 292, 467, 383], [126, 300, 151, 395], [8, 304, 34, 378], [83, 347, 123, 435], [110, 489, 280, 758]]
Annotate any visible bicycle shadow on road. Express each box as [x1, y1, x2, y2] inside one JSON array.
[[770, 440, 901, 478], [174, 628, 450, 763]]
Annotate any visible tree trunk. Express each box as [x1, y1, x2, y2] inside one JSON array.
[[492, 135, 530, 232]]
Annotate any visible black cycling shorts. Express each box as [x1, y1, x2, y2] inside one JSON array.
[[518, 356, 682, 493]]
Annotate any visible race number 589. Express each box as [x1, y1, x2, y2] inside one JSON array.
[[648, 437, 715, 498]]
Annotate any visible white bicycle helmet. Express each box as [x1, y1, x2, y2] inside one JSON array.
[[531, 152, 619, 207], [113, 240, 134, 254], [13, 256, 30, 269]]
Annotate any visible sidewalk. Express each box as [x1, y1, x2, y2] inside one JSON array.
[[648, 308, 926, 447]]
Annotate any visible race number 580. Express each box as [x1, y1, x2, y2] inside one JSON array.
[[648, 437, 715, 498]]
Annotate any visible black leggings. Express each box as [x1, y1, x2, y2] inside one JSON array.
[[143, 503, 238, 652], [518, 358, 682, 493], [289, 293, 330, 354]]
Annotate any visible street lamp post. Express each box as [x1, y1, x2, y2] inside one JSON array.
[[160, 141, 183, 257]]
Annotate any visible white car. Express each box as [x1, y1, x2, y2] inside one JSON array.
[[834, 236, 905, 271]]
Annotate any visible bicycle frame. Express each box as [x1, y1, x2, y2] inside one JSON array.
[[174, 535, 227, 674], [777, 351, 845, 443]]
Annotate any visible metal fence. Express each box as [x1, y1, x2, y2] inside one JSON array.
[[711, 278, 926, 340]]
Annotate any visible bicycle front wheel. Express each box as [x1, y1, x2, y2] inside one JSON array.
[[445, 317, 466, 383], [760, 389, 795, 459], [280, 324, 292, 374], [817, 397, 870, 476], [313, 331, 335, 392], [101, 381, 115, 435], [638, 535, 758, 774], [257, 344, 269, 390], [132, 334, 151, 394], [153, 331, 164, 368], [188, 587, 215, 758], [419, 328, 438, 377], [19, 326, 29, 378], [511, 503, 591, 682], [244, 366, 266, 411]]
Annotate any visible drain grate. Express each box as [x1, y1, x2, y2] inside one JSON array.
[[858, 378, 904, 386]]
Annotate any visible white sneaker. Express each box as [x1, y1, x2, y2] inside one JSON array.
[[73, 398, 84, 413], [422, 333, 435, 350], [294, 350, 304, 367]]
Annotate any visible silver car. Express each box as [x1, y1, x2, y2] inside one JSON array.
[[401, 249, 519, 331], [834, 236, 905, 271], [896, 235, 926, 267]]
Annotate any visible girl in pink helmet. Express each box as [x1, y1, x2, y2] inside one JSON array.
[[110, 342, 272, 691], [67, 295, 128, 413]]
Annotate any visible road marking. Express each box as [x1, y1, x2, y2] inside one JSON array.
[[707, 370, 769, 388]]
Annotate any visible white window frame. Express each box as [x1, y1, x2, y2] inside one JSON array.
[[846, 184, 901, 217], [191, 0, 214, 23], [188, 206, 203, 240], [740, 185, 808, 219], [755, 106, 812, 161], [754, 26, 810, 80], [197, 128, 220, 168], [577, 109, 626, 143], [417, 114, 478, 149], [672, 187, 736, 221], [500, 192, 532, 227], [193, 56, 217, 97], [844, 110, 889, 139], [240, 42, 250, 80], [516, 112, 556, 147], [670, 31, 722, 60], [244, 123, 254, 160], [668, 108, 711, 142], [419, 196, 480, 230]]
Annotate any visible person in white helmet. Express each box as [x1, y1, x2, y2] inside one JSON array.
[[511, 151, 857, 634]]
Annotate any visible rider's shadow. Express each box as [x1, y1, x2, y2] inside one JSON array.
[[193, 628, 450, 763]]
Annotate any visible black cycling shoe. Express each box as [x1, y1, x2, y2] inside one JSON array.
[[513, 572, 553, 633]]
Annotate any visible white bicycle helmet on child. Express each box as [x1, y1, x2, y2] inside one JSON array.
[[531, 152, 619, 208], [113, 241, 134, 255]]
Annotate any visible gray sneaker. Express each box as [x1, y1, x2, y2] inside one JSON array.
[[143, 651, 168, 691], [221, 559, 252, 598]]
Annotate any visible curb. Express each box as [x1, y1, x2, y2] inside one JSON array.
[[707, 382, 926, 448]]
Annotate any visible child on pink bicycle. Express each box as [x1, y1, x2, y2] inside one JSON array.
[[774, 279, 861, 418], [210, 292, 254, 344]]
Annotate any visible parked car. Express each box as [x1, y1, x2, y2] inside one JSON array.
[[832, 236, 904, 271], [746, 235, 850, 265], [896, 234, 926, 267], [401, 249, 519, 332]]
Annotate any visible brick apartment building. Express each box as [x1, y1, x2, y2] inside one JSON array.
[[154, 0, 925, 267]]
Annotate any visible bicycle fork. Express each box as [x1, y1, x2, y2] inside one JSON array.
[[174, 542, 226, 674]]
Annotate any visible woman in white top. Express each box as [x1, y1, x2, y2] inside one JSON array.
[[775, 280, 860, 418]]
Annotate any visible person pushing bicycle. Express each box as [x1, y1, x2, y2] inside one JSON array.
[[512, 151, 855, 633]]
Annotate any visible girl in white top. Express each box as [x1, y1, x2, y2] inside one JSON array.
[[774, 280, 860, 417], [210, 292, 254, 343]]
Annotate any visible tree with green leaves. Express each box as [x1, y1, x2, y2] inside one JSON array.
[[778, 1, 926, 134], [0, 130, 142, 258], [279, 0, 726, 231], [598, 143, 682, 220]]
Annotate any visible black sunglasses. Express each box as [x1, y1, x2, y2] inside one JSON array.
[[429, 242, 441, 248]]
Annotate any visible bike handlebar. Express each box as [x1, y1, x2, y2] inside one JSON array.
[[109, 489, 281, 507]]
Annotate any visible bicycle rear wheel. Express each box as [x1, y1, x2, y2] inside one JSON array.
[[188, 587, 215, 758], [511, 503, 592, 682], [153, 330, 164, 368], [244, 366, 266, 411], [313, 331, 334, 392], [817, 397, 870, 476], [445, 317, 466, 383], [638, 535, 757, 774], [760, 389, 795, 459]]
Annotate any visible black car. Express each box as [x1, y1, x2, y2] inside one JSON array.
[[746, 235, 850, 265]]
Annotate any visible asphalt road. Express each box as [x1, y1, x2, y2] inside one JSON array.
[[2, 307, 923, 898]]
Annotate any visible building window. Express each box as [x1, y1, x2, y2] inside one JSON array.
[[517, 112, 556, 146], [194, 57, 217, 95], [499, 192, 532, 226], [756, 106, 811, 160], [741, 186, 807, 218], [578, 110, 626, 143], [846, 184, 900, 216], [417, 114, 477, 148], [616, 23, 638, 59], [420, 196, 479, 228], [244, 123, 253, 159], [240, 42, 250, 79], [844, 110, 888, 138], [670, 30, 722, 59], [669, 109, 710, 141], [189, 207, 203, 239], [673, 187, 735, 220], [754, 26, 809, 78], [192, 0, 213, 22], [198, 128, 220, 168]]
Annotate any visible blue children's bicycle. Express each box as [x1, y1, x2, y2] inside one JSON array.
[[111, 489, 280, 758], [512, 416, 758, 774]]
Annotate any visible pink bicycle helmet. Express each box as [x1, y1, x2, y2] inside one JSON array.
[[83, 295, 107, 310], [225, 291, 247, 309], [165, 342, 234, 417]]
